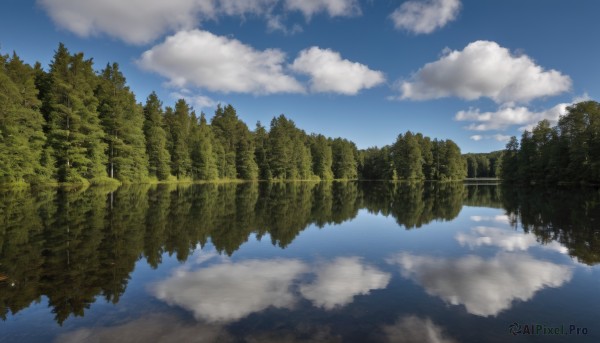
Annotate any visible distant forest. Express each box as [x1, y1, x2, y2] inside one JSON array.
[[501, 101, 600, 185], [0, 43, 468, 185]]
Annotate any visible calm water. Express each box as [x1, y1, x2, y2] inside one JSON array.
[[0, 182, 599, 342]]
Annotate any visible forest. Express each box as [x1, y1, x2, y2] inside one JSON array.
[[0, 44, 467, 185], [501, 101, 600, 185]]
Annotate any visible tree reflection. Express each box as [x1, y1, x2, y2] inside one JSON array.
[[502, 186, 600, 265], [2, 182, 595, 323]]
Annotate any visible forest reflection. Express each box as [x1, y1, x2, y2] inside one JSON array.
[[0, 182, 596, 324]]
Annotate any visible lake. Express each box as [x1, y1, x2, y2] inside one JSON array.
[[1, 182, 598, 342]]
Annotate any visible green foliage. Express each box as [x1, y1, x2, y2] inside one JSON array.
[[501, 101, 600, 185], [463, 151, 502, 178], [331, 138, 358, 179], [1, 43, 469, 185], [42, 44, 108, 183], [0, 53, 47, 183], [164, 100, 192, 179], [96, 63, 148, 182], [143, 92, 171, 180]]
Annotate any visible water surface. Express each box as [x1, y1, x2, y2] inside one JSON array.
[[1, 182, 598, 342]]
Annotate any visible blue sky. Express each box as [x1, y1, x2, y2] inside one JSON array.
[[1, 0, 598, 153]]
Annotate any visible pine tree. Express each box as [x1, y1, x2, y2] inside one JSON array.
[[143, 92, 171, 180], [268, 115, 295, 179], [331, 138, 358, 179], [190, 113, 218, 180], [235, 121, 259, 180], [392, 131, 423, 180], [164, 99, 192, 179], [96, 63, 148, 182], [254, 122, 272, 180], [0, 53, 47, 183], [43, 44, 107, 183], [310, 134, 334, 180]]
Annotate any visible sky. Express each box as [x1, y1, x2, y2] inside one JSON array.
[[1, 0, 598, 153]]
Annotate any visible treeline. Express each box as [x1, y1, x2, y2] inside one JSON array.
[[0, 44, 466, 185], [501, 101, 600, 184], [359, 132, 466, 181], [463, 151, 502, 178]]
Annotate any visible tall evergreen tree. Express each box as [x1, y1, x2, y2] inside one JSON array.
[[235, 121, 259, 180], [0, 53, 47, 183], [392, 131, 423, 180], [310, 134, 334, 180], [164, 99, 192, 179], [43, 44, 107, 183], [254, 122, 272, 180], [190, 113, 218, 180], [211, 104, 238, 179], [331, 138, 358, 179], [143, 92, 171, 180], [96, 63, 148, 182]]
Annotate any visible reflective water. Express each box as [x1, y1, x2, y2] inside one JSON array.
[[0, 182, 598, 342]]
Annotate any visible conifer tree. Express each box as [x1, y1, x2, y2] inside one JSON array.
[[143, 92, 171, 180], [43, 44, 107, 183], [0, 53, 47, 183], [190, 113, 218, 180], [96, 63, 148, 182], [254, 122, 272, 180]]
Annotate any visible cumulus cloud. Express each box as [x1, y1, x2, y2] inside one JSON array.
[[152, 259, 308, 322], [398, 40, 572, 103], [455, 103, 569, 132], [456, 226, 569, 254], [382, 316, 458, 343], [390, 0, 461, 34], [299, 257, 390, 309], [387, 252, 572, 316], [170, 91, 218, 110], [38, 0, 214, 44], [138, 30, 305, 95], [291, 47, 385, 95], [285, 0, 361, 18], [39, 0, 362, 44]]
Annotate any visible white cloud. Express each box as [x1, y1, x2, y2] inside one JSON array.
[[40, 0, 361, 44], [390, 0, 461, 34], [299, 257, 390, 309], [387, 252, 572, 316], [382, 316, 458, 343], [217, 0, 276, 16], [291, 47, 385, 95], [138, 30, 305, 95], [455, 103, 569, 132], [38, 0, 215, 45], [171, 91, 218, 110], [152, 259, 309, 322], [456, 226, 569, 254], [470, 135, 482, 141], [285, 0, 361, 18], [399, 41, 572, 103]]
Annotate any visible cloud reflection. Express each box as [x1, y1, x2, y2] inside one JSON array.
[[152, 256, 391, 322], [387, 252, 572, 316], [56, 314, 233, 343], [152, 259, 308, 322], [382, 315, 458, 343], [456, 226, 568, 254], [299, 257, 390, 309]]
